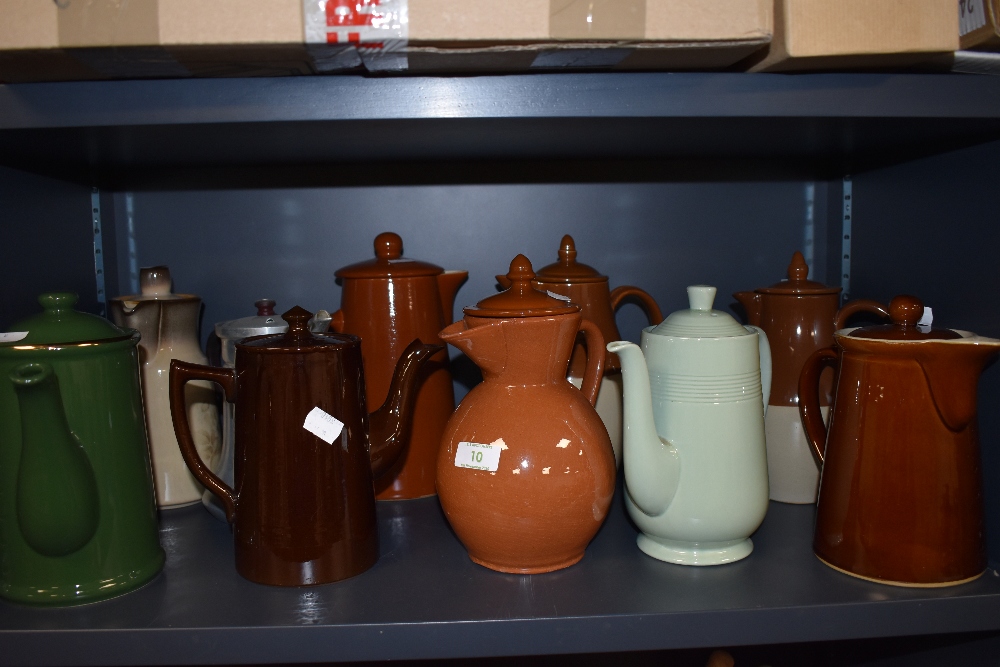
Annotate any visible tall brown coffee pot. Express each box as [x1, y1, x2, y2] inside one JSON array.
[[733, 251, 887, 504], [332, 232, 467, 500], [799, 295, 1000, 587], [497, 235, 662, 466], [170, 306, 441, 586]]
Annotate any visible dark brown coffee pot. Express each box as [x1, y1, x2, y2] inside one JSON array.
[[734, 251, 888, 504], [170, 306, 441, 586], [799, 295, 1000, 587]]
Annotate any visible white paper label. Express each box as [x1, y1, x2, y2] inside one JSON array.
[[546, 291, 572, 302], [303, 407, 345, 444], [0, 332, 28, 343], [303, 0, 408, 71], [454, 441, 502, 472], [960, 0, 987, 36]]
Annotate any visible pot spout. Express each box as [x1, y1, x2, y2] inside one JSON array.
[[733, 291, 761, 326], [436, 271, 469, 325], [368, 339, 444, 477], [607, 341, 680, 518]]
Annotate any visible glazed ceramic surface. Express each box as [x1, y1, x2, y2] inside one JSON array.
[[610, 285, 770, 566], [800, 295, 1000, 587], [171, 306, 439, 586], [504, 235, 662, 467], [436, 255, 615, 574], [110, 266, 221, 508], [0, 293, 163, 605], [734, 251, 888, 504], [333, 232, 467, 500]]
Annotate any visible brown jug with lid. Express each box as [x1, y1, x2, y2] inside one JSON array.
[[496, 235, 662, 466], [170, 306, 441, 586], [733, 252, 888, 504], [436, 255, 616, 574], [332, 232, 467, 500], [799, 295, 1000, 587]]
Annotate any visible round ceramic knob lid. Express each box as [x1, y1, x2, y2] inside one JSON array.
[[848, 294, 960, 340], [650, 285, 751, 337], [335, 231, 444, 279], [140, 266, 172, 296], [465, 255, 580, 318], [534, 235, 607, 284], [757, 251, 840, 295]]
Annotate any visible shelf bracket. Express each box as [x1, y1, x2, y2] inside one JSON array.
[[91, 188, 106, 316], [841, 177, 852, 304]]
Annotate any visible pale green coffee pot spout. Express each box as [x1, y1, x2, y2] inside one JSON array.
[[606, 341, 680, 517]]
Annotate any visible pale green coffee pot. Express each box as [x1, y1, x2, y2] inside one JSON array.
[[0, 293, 163, 605]]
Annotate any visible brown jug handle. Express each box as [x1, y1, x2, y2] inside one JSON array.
[[169, 360, 238, 523], [609, 286, 664, 326], [798, 347, 839, 465], [330, 309, 345, 333], [834, 299, 889, 330], [577, 319, 605, 407]]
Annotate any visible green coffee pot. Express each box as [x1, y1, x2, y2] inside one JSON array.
[[0, 293, 164, 606]]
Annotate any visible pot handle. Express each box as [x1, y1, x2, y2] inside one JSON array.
[[834, 299, 889, 330], [609, 286, 664, 326], [577, 318, 606, 407], [745, 325, 771, 418], [170, 360, 238, 523], [798, 347, 839, 465]]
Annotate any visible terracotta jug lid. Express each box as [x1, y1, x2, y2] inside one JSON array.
[[757, 252, 840, 295], [650, 286, 750, 338], [239, 306, 356, 350], [465, 255, 580, 318], [847, 295, 960, 340], [4, 293, 130, 346], [112, 266, 198, 302], [335, 232, 444, 279], [534, 235, 607, 284]]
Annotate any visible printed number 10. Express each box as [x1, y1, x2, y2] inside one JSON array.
[[470, 451, 483, 463]]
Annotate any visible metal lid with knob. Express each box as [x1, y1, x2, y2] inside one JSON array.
[[335, 232, 444, 279], [239, 306, 358, 351]]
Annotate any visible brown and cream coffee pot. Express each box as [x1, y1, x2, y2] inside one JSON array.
[[799, 295, 1000, 587], [332, 232, 467, 500], [733, 252, 888, 504], [170, 306, 441, 586], [497, 235, 662, 466]]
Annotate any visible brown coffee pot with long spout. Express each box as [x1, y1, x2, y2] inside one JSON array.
[[170, 306, 441, 586]]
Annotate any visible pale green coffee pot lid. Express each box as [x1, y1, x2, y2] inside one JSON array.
[[2, 293, 130, 346], [649, 285, 750, 338]]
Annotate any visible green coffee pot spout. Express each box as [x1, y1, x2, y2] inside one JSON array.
[[9, 362, 99, 557]]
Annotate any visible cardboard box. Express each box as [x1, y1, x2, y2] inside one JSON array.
[[0, 0, 772, 83], [746, 0, 958, 72], [960, 0, 1000, 50]]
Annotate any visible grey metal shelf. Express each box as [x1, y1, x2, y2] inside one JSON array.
[[1, 487, 999, 666], [2, 73, 1000, 187]]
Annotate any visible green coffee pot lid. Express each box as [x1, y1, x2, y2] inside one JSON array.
[[2, 293, 131, 346]]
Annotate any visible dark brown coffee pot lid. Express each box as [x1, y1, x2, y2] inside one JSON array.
[[534, 235, 607, 284], [335, 232, 444, 279], [239, 306, 358, 350], [465, 255, 580, 318], [757, 252, 840, 295], [847, 295, 960, 340]]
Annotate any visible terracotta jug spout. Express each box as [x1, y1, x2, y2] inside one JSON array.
[[733, 290, 761, 326], [438, 319, 507, 377], [436, 270, 469, 325], [368, 339, 445, 477]]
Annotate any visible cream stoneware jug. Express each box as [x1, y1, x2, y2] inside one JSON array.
[[608, 285, 771, 566]]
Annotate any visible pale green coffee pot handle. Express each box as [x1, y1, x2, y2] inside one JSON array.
[[745, 325, 771, 417]]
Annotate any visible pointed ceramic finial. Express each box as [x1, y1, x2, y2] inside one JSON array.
[[558, 235, 577, 264], [787, 252, 809, 282]]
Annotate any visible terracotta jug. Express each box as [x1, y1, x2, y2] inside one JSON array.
[[0, 293, 163, 605], [497, 235, 662, 467], [170, 306, 441, 586], [332, 232, 467, 500], [436, 255, 616, 574], [109, 266, 221, 508], [799, 295, 1000, 587], [733, 252, 888, 504]]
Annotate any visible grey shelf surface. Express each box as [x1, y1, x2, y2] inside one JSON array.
[[3, 73, 1000, 187], [2, 486, 1000, 666]]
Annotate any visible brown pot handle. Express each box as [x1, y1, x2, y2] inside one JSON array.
[[577, 318, 605, 407], [169, 360, 238, 523], [330, 309, 345, 333], [609, 285, 664, 326], [834, 299, 889, 330], [798, 347, 839, 465]]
